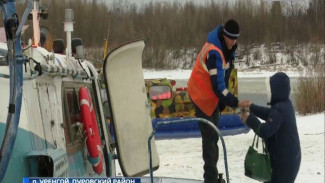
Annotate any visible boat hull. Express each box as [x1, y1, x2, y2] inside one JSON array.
[[152, 115, 250, 139]]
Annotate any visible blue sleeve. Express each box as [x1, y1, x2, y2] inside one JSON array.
[[206, 51, 238, 108], [246, 108, 283, 139], [249, 103, 271, 121]]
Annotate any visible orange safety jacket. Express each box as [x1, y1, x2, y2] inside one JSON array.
[[188, 42, 227, 116]]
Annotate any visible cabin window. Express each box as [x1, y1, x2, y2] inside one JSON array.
[[0, 49, 8, 66], [63, 83, 101, 155], [149, 85, 172, 100], [65, 89, 82, 143], [63, 88, 83, 153]]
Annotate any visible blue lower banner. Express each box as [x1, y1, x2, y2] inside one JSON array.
[[23, 177, 141, 183]]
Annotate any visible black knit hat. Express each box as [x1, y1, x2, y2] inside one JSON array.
[[223, 19, 240, 39]]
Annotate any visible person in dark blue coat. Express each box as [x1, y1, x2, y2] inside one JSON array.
[[240, 72, 301, 183]]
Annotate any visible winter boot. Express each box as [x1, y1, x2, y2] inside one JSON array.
[[218, 173, 226, 183]]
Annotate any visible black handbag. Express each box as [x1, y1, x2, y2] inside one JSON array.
[[244, 126, 272, 182]]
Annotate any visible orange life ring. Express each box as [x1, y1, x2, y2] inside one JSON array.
[[79, 86, 104, 174]]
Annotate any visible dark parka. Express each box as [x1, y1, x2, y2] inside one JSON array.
[[246, 72, 301, 183]]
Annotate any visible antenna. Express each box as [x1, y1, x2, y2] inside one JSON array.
[[103, 24, 110, 59], [32, 0, 40, 46], [64, 9, 74, 60], [30, 0, 48, 47]]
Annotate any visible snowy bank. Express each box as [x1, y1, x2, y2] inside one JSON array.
[[148, 113, 325, 183], [143, 69, 301, 79]]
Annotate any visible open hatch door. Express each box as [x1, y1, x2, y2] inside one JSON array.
[[103, 40, 159, 177]]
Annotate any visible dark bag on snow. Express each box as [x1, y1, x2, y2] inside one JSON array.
[[244, 126, 272, 182]]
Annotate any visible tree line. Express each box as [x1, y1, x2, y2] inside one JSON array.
[[14, 0, 325, 68]]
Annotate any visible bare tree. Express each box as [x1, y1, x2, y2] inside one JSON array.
[[12, 0, 324, 68]]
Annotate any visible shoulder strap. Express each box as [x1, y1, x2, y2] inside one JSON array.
[[252, 124, 269, 155], [252, 124, 262, 148]]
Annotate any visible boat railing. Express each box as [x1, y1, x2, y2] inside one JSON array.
[[148, 118, 230, 183]]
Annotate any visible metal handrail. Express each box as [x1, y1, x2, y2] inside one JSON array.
[[148, 118, 230, 183]]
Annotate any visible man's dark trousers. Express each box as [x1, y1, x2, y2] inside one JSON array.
[[194, 104, 220, 183]]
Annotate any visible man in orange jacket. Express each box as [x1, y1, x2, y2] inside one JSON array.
[[188, 19, 245, 183]]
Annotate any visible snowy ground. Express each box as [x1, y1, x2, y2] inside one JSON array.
[[142, 69, 301, 79], [115, 112, 324, 182], [150, 113, 324, 183]]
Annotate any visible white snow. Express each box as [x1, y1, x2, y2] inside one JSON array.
[[151, 113, 324, 183], [143, 69, 192, 80], [143, 69, 301, 79]]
